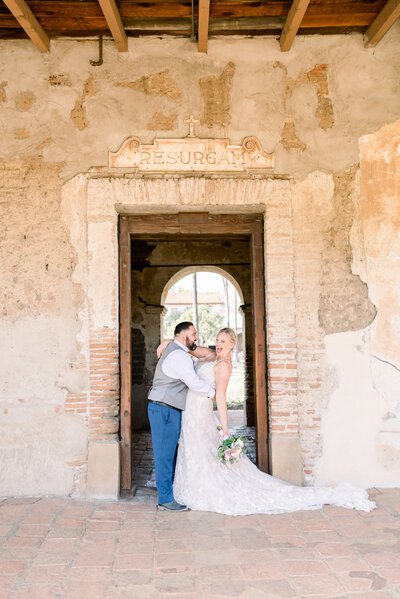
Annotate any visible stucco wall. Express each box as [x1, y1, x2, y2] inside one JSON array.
[[0, 26, 399, 495], [315, 120, 400, 487]]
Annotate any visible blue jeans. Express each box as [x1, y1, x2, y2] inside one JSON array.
[[147, 402, 182, 505]]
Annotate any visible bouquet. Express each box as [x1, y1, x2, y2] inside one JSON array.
[[217, 426, 248, 464]]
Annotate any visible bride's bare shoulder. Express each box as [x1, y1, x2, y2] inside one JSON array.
[[214, 359, 232, 372]]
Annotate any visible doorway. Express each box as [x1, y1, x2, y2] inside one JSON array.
[[119, 213, 268, 493], [162, 268, 247, 426]]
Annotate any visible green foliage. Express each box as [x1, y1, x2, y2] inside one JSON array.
[[216, 431, 249, 464], [164, 305, 224, 346], [163, 307, 187, 339]]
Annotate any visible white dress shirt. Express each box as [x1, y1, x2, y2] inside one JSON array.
[[161, 340, 215, 399]]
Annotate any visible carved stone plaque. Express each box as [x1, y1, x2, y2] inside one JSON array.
[[109, 136, 274, 172]]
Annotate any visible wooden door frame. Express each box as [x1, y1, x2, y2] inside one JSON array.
[[118, 212, 269, 492]]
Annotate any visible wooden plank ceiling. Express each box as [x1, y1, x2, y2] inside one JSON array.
[[0, 0, 398, 53]]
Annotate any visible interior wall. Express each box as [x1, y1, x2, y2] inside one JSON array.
[[130, 238, 252, 430]]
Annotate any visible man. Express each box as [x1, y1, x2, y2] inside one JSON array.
[[148, 321, 215, 511]]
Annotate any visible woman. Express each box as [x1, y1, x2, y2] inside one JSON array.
[[159, 328, 375, 515]]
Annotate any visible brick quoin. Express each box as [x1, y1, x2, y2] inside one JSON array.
[[264, 190, 300, 441], [89, 328, 120, 442]]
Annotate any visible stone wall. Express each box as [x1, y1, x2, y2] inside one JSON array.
[[0, 26, 399, 496]]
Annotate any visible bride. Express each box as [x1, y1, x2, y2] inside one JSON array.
[[160, 327, 375, 515]]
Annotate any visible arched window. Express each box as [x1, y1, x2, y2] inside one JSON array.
[[161, 267, 247, 422]]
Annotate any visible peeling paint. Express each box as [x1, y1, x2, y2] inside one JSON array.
[[0, 81, 7, 102], [118, 70, 182, 103], [49, 74, 72, 87], [14, 128, 30, 139], [147, 110, 177, 131], [273, 61, 308, 103], [318, 166, 376, 334], [70, 77, 98, 131], [281, 118, 306, 152], [274, 62, 334, 130], [200, 62, 235, 128], [15, 91, 35, 111], [307, 65, 334, 130]]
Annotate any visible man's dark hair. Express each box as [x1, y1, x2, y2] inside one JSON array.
[[174, 321, 194, 336]]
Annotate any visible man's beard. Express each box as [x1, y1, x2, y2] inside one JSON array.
[[185, 336, 197, 351]]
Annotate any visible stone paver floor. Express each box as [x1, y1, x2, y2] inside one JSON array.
[[1, 488, 400, 598]]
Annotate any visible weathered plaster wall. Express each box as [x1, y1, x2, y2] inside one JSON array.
[[0, 158, 88, 495], [0, 26, 399, 180], [315, 120, 400, 487], [292, 167, 378, 481], [0, 26, 399, 495]]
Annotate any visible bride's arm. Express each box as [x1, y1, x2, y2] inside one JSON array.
[[157, 338, 172, 358], [156, 339, 216, 360], [214, 361, 231, 437]]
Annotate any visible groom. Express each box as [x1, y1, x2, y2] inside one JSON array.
[[148, 321, 215, 511]]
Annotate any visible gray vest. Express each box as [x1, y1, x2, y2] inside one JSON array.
[[148, 341, 190, 410]]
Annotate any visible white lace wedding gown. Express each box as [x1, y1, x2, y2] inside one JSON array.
[[173, 360, 375, 515]]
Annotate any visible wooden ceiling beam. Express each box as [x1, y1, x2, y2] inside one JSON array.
[[364, 0, 400, 46], [98, 0, 128, 51], [2, 0, 49, 52], [198, 0, 210, 53], [280, 0, 311, 52]]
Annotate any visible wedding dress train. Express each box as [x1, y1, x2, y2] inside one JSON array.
[[173, 360, 375, 515]]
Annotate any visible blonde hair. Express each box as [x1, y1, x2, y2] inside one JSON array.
[[217, 327, 237, 346]]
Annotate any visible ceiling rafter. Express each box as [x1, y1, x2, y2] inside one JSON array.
[[2, 0, 50, 52], [98, 0, 128, 52], [0, 2, 395, 45], [280, 0, 311, 52], [198, 0, 210, 52], [364, 0, 400, 46]]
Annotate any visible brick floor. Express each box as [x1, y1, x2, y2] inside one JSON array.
[[1, 488, 400, 598]]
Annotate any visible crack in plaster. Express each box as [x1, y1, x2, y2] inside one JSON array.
[[372, 354, 400, 375]]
